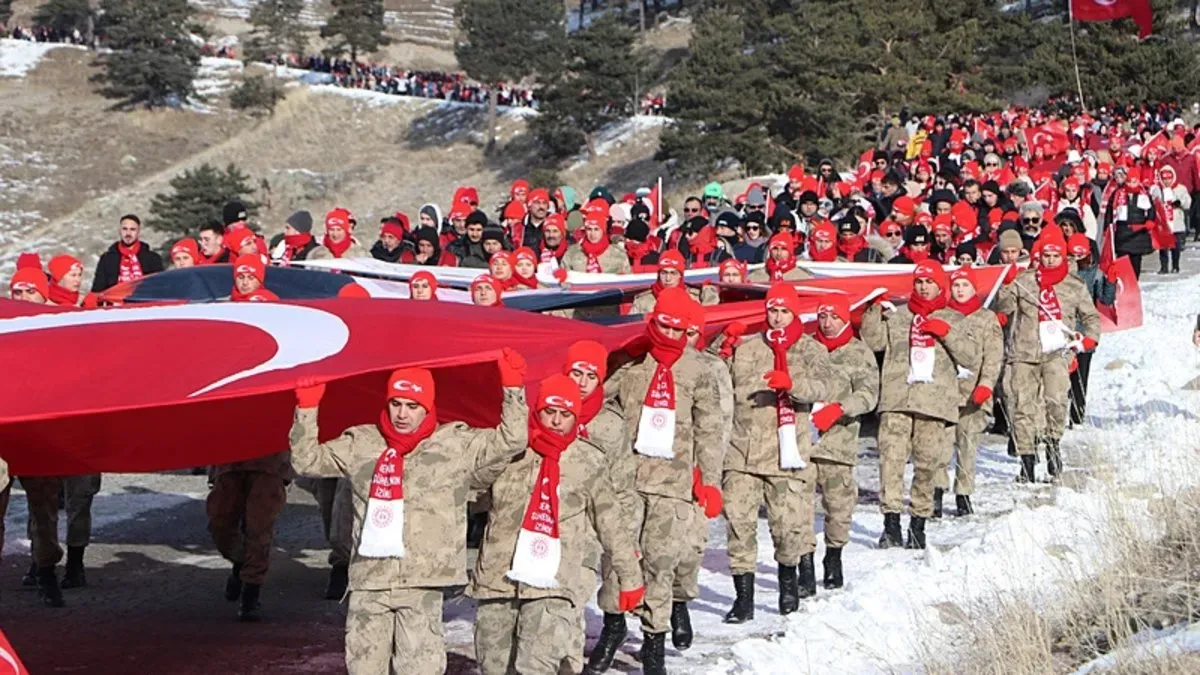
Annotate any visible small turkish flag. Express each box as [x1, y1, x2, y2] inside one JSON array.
[[0, 629, 29, 675], [1022, 121, 1071, 158], [1071, 0, 1153, 39]]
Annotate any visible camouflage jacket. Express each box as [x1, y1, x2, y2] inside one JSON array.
[[994, 270, 1101, 365], [951, 307, 1005, 412], [747, 266, 812, 283], [562, 244, 632, 274], [860, 303, 976, 424], [581, 403, 635, 570], [306, 239, 368, 261], [695, 348, 734, 463], [726, 333, 843, 476], [288, 387, 528, 592], [609, 349, 724, 499], [468, 438, 643, 607], [811, 337, 879, 466], [630, 285, 719, 315]]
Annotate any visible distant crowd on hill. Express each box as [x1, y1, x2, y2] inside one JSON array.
[[7, 24, 87, 45]]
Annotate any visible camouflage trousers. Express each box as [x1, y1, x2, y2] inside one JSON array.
[[878, 412, 950, 518], [565, 567, 597, 675], [596, 496, 645, 614], [637, 493, 694, 634], [723, 468, 815, 576], [1011, 358, 1070, 456], [21, 474, 102, 568], [934, 406, 990, 496], [296, 476, 352, 566], [206, 471, 287, 584], [346, 587, 444, 675], [672, 502, 707, 602], [475, 596, 578, 675], [810, 459, 857, 549]]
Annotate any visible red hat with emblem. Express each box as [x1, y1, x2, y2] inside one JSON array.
[[386, 367, 436, 411]]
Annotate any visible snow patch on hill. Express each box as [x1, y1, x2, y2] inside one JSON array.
[[0, 38, 85, 78]]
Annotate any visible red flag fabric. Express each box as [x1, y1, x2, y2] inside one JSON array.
[[1022, 121, 1071, 158], [1099, 223, 1117, 273], [1071, 0, 1153, 39], [1140, 131, 1169, 159], [648, 180, 662, 228], [854, 149, 874, 189], [1097, 256, 1143, 331], [0, 629, 29, 675]]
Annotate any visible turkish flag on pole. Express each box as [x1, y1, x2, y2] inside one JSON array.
[[1070, 0, 1153, 39], [1022, 121, 1072, 158]]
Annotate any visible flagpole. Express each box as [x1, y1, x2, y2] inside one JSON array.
[[1068, 1, 1088, 112]]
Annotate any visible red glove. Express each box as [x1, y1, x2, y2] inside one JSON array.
[[764, 370, 793, 391], [295, 378, 326, 409], [552, 267, 568, 284], [1068, 356, 1079, 374], [618, 585, 645, 612], [718, 322, 747, 360], [996, 313, 1009, 328], [497, 347, 527, 387], [922, 318, 951, 338], [82, 293, 98, 309], [692, 467, 723, 519], [971, 385, 992, 406], [1081, 336, 1098, 351], [1002, 265, 1019, 285], [810, 404, 843, 433]]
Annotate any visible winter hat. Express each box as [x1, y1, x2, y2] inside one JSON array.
[[233, 253, 266, 283], [10, 267, 48, 298], [703, 182, 724, 199], [624, 218, 649, 243], [337, 282, 370, 298], [915, 211, 934, 228], [542, 213, 566, 235], [891, 195, 917, 219], [798, 190, 820, 205], [386, 367, 436, 411], [286, 210, 314, 234], [998, 229, 1024, 251], [929, 189, 958, 210], [448, 202, 472, 221], [558, 186, 577, 210], [420, 204, 442, 225], [1056, 209, 1084, 232], [913, 259, 948, 293], [453, 186, 480, 206], [714, 210, 740, 233], [226, 228, 258, 253], [630, 202, 651, 224], [610, 203, 632, 222], [651, 286, 694, 324], [682, 215, 708, 236], [903, 226, 930, 247], [768, 231, 795, 253], [409, 269, 439, 295], [48, 254, 83, 283], [589, 185, 614, 204], [658, 250, 686, 272], [787, 164, 806, 182], [325, 207, 354, 231], [376, 218, 403, 241], [1032, 224, 1067, 257], [880, 220, 903, 237], [765, 282, 802, 316], [470, 274, 502, 303], [170, 239, 200, 262], [535, 373, 581, 415], [511, 179, 530, 197], [566, 210, 584, 234], [503, 201, 527, 221], [981, 180, 1002, 197], [743, 211, 767, 229], [1067, 233, 1092, 258], [955, 241, 977, 261], [583, 198, 610, 219], [414, 226, 440, 249], [949, 266, 978, 291], [816, 295, 851, 324], [466, 210, 490, 228], [769, 210, 797, 233], [222, 201, 248, 226], [746, 185, 767, 207], [564, 339, 609, 381], [481, 225, 506, 246], [527, 188, 550, 205], [514, 247, 538, 266], [16, 252, 42, 271], [836, 217, 861, 235], [931, 214, 953, 236], [718, 258, 747, 281]]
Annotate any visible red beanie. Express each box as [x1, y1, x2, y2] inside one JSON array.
[[892, 196, 917, 218], [1033, 224, 1067, 257], [949, 266, 978, 291], [816, 295, 851, 324], [170, 239, 200, 263], [514, 247, 537, 266], [233, 253, 266, 284], [913, 259, 948, 292], [951, 201, 976, 228], [542, 213, 566, 235], [583, 198, 609, 218], [535, 373, 581, 414], [449, 202, 472, 220], [471, 274, 502, 304], [931, 213, 953, 235], [1067, 233, 1091, 258], [453, 186, 479, 206], [658, 250, 685, 272], [719, 258, 747, 281], [10, 267, 49, 299], [380, 220, 406, 242], [325, 207, 353, 230], [652, 286, 692, 325], [337, 282, 370, 298], [409, 270, 439, 297], [17, 252, 43, 271], [386, 367, 436, 411], [768, 232, 795, 253], [765, 282, 802, 316], [48, 254, 83, 283], [503, 201, 527, 221], [527, 188, 550, 205], [226, 228, 257, 253], [511, 179, 530, 197], [564, 339, 609, 380], [811, 220, 836, 242]]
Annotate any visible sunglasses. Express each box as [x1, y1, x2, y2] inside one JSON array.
[[1022, 218, 1041, 225], [746, 225, 761, 231], [884, 231, 903, 238], [684, 207, 702, 214], [747, 204, 765, 211], [985, 163, 1000, 168]]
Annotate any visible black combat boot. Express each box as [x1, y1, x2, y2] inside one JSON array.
[[670, 601, 693, 650], [324, 563, 348, 600], [1017, 454, 1036, 484], [823, 547, 844, 589], [466, 512, 487, 549], [584, 613, 627, 674], [1046, 437, 1063, 480], [777, 565, 799, 615], [797, 553, 817, 599], [37, 567, 65, 608], [955, 495, 974, 517], [224, 562, 243, 601], [61, 545, 87, 589], [723, 573, 755, 624], [932, 488, 945, 519], [878, 513, 903, 549], [238, 583, 262, 621], [21, 561, 37, 587], [905, 516, 927, 550], [641, 632, 666, 675]]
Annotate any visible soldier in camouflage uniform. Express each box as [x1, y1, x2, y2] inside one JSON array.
[[289, 351, 529, 675], [593, 288, 724, 675], [860, 260, 976, 549], [994, 227, 1100, 482], [935, 267, 1004, 516], [472, 375, 644, 675], [296, 476, 354, 598], [721, 283, 842, 622], [808, 295, 879, 589], [630, 251, 719, 316], [747, 232, 813, 282]]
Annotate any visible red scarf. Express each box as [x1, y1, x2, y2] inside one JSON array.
[[1036, 265, 1067, 321], [324, 235, 353, 258], [509, 414, 576, 588], [282, 233, 313, 262], [813, 324, 853, 352], [357, 407, 437, 558], [765, 255, 797, 281], [49, 284, 79, 306], [117, 241, 144, 283], [838, 235, 867, 261], [901, 246, 930, 263], [376, 406, 437, 472], [625, 236, 661, 270], [231, 287, 279, 302], [908, 293, 946, 319], [576, 390, 604, 439], [765, 320, 806, 469], [634, 323, 686, 458], [512, 273, 538, 289], [541, 238, 568, 262], [580, 238, 609, 273], [948, 295, 982, 316], [907, 295, 946, 352], [808, 241, 838, 263]]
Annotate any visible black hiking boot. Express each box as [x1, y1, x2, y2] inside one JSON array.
[[822, 547, 843, 589], [1017, 454, 1037, 484], [797, 553, 817, 599], [324, 563, 348, 600], [238, 583, 261, 621], [670, 601, 693, 650], [60, 545, 86, 589], [641, 632, 666, 675], [905, 516, 927, 550], [777, 565, 799, 615], [932, 488, 945, 519], [878, 513, 903, 549], [584, 613, 627, 674], [955, 495, 974, 517], [1046, 437, 1063, 481], [21, 561, 37, 587], [37, 567, 65, 608], [224, 562, 243, 602], [723, 573, 755, 624]]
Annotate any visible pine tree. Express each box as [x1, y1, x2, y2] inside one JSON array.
[[320, 0, 390, 72], [34, 0, 93, 36], [147, 163, 259, 237], [456, 0, 565, 154], [533, 15, 645, 162], [230, 75, 287, 116], [92, 0, 200, 109], [245, 0, 308, 64], [0, 1, 13, 28]]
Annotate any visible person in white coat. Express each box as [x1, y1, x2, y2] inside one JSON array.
[[1153, 164, 1191, 274]]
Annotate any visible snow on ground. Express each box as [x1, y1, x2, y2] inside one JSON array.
[[193, 56, 244, 98], [0, 38, 84, 78], [1071, 623, 1200, 674]]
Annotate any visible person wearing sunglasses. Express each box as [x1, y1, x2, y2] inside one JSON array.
[[682, 196, 706, 222], [879, 221, 905, 259], [1019, 202, 1045, 238], [734, 212, 769, 263]]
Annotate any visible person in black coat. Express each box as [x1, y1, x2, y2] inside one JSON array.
[[1104, 170, 1156, 278], [91, 214, 164, 292]]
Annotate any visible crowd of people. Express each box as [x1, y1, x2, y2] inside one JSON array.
[[1, 100, 1187, 675], [6, 23, 88, 45]]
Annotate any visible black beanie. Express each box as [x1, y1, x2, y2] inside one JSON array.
[[904, 225, 930, 247], [625, 219, 650, 243], [466, 210, 489, 227], [481, 225, 506, 245], [223, 201, 248, 226], [630, 202, 650, 223]]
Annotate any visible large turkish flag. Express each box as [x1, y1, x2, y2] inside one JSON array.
[[1071, 0, 1153, 39]]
